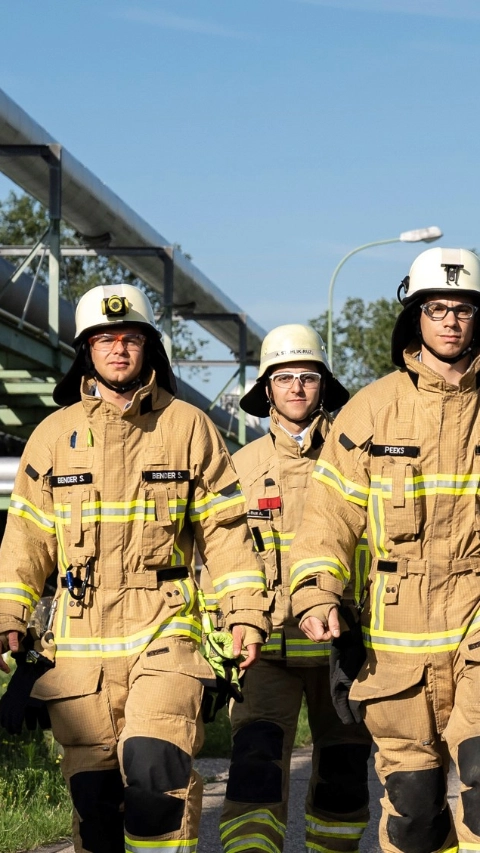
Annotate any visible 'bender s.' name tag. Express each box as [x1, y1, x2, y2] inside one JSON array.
[[143, 470, 190, 482], [50, 473, 93, 487]]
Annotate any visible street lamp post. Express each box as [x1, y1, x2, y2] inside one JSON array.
[[326, 226, 443, 367]]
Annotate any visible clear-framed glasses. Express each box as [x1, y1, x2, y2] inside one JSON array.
[[88, 332, 147, 351], [420, 302, 478, 322], [270, 371, 322, 389]]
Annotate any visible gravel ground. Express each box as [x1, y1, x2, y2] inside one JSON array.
[[29, 749, 461, 853]]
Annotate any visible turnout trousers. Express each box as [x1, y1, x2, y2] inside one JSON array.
[[46, 640, 205, 853], [359, 650, 480, 853], [220, 659, 371, 853]]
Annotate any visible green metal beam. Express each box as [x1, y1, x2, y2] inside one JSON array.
[[0, 381, 56, 395], [0, 323, 73, 374]]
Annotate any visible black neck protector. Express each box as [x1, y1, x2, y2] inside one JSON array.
[[92, 369, 143, 395]]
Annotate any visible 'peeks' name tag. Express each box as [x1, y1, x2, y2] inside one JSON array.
[[143, 470, 190, 482], [50, 473, 93, 487]]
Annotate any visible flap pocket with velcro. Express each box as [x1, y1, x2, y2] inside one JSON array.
[[381, 461, 422, 542], [141, 637, 215, 684], [31, 661, 102, 701], [350, 663, 431, 741]]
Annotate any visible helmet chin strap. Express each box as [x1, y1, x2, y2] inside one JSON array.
[[93, 370, 142, 394], [420, 339, 473, 364]]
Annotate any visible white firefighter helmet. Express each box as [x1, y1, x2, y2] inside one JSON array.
[[392, 248, 480, 367], [53, 284, 176, 406], [241, 324, 349, 417], [73, 283, 157, 344]]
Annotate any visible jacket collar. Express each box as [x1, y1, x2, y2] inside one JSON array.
[[403, 344, 480, 394], [268, 407, 328, 455], [80, 369, 174, 416]]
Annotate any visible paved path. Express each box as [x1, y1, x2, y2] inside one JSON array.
[[31, 749, 461, 853]]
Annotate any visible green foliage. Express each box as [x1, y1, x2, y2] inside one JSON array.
[[0, 191, 208, 376], [310, 296, 402, 395]]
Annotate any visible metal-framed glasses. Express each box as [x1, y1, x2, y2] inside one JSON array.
[[270, 371, 322, 389], [420, 302, 478, 322], [88, 332, 147, 351]]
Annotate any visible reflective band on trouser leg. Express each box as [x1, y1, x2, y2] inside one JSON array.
[[220, 809, 285, 853], [305, 815, 367, 853], [125, 840, 197, 852]]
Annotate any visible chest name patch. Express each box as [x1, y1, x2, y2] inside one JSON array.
[[248, 508, 272, 520], [50, 473, 93, 487], [258, 496, 282, 510], [370, 444, 420, 458], [143, 470, 190, 482]]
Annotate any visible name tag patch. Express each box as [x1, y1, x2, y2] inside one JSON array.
[[50, 473, 93, 487], [143, 470, 190, 482], [370, 445, 420, 458], [248, 508, 272, 520]]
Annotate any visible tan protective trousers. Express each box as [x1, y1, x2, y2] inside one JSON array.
[[363, 651, 480, 853], [48, 644, 205, 853], [220, 659, 371, 853]]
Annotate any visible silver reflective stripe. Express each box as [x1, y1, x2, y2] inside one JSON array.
[[314, 464, 368, 505], [306, 814, 366, 837], [125, 839, 197, 853], [213, 573, 266, 594], [9, 497, 55, 530]]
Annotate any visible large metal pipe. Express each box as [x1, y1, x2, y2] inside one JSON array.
[[0, 88, 266, 361], [0, 256, 75, 343]]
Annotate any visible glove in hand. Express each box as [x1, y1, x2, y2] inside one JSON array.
[[0, 639, 53, 735], [329, 605, 366, 726]]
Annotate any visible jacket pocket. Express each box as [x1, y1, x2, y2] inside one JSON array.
[[141, 637, 215, 685], [141, 485, 176, 563], [381, 461, 422, 542], [58, 486, 99, 565], [350, 663, 432, 741]]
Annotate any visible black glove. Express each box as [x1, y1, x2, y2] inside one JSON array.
[[0, 642, 54, 735], [329, 605, 366, 726], [201, 665, 244, 724]]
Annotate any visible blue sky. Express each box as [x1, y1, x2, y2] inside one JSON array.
[[1, 0, 479, 394]]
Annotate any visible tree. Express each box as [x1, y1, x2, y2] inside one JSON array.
[[310, 296, 402, 395], [0, 191, 208, 377]]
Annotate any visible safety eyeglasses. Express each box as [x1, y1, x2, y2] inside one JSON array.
[[420, 302, 478, 322], [270, 371, 322, 389], [88, 332, 147, 351]]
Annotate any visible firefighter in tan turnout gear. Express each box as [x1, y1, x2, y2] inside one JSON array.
[[289, 247, 480, 853], [219, 325, 372, 853], [0, 284, 270, 853]]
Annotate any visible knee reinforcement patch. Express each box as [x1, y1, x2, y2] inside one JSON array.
[[226, 721, 283, 803], [458, 737, 480, 835], [313, 743, 370, 814], [385, 767, 451, 853], [123, 737, 191, 837], [70, 769, 124, 853]]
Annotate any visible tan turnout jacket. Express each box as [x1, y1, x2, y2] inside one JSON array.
[[289, 346, 480, 728], [0, 373, 270, 692]]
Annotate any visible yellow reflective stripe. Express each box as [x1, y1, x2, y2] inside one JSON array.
[[459, 845, 480, 851], [189, 484, 245, 522], [202, 596, 220, 611], [306, 813, 367, 839], [220, 809, 286, 841], [222, 839, 280, 853], [54, 499, 186, 524], [364, 608, 480, 653], [286, 638, 330, 658], [313, 460, 369, 506], [9, 494, 56, 534], [0, 582, 39, 611], [353, 536, 370, 604], [213, 570, 267, 597], [55, 519, 69, 573], [260, 531, 295, 552], [176, 578, 194, 615], [371, 472, 480, 498], [290, 557, 348, 594], [371, 573, 387, 632], [125, 838, 197, 852], [261, 632, 282, 652], [368, 491, 388, 558], [55, 616, 202, 659]]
